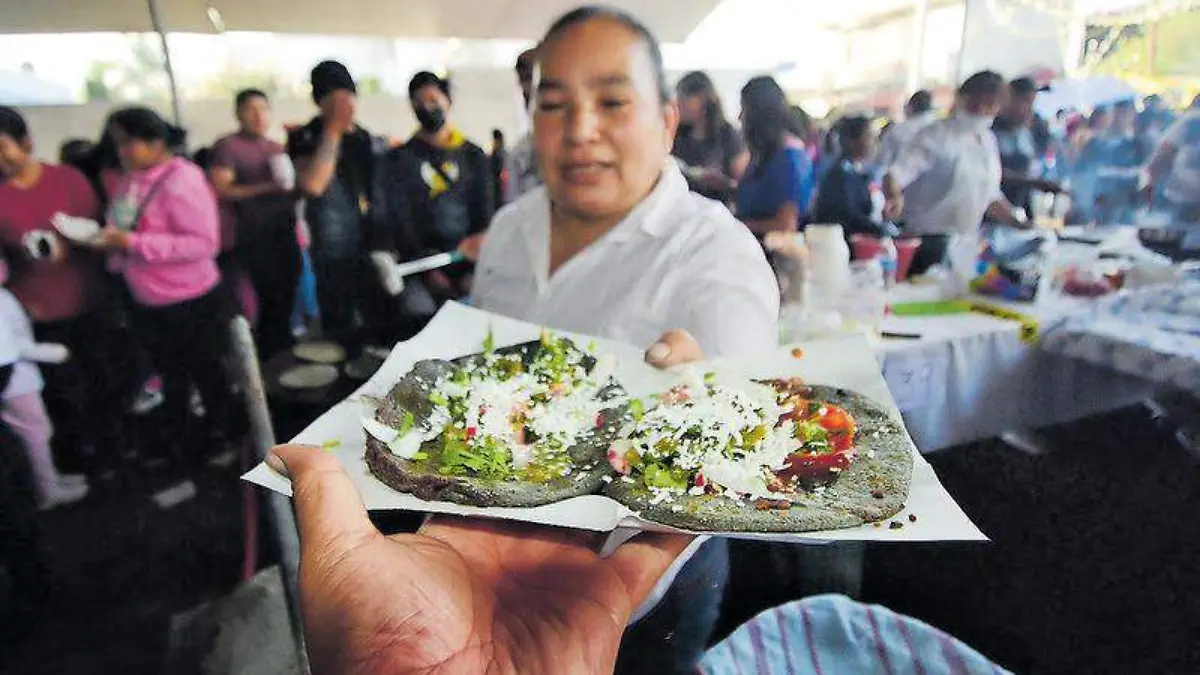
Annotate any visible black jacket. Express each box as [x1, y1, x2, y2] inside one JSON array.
[[372, 134, 493, 260], [812, 158, 887, 237]]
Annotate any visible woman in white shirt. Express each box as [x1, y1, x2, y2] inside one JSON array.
[[263, 7, 779, 675]]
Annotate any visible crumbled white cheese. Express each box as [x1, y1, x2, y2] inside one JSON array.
[[387, 432, 422, 459]]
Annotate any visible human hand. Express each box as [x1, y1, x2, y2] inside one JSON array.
[[645, 329, 706, 368], [267, 445, 692, 675], [457, 233, 485, 262], [763, 231, 809, 263], [883, 193, 904, 221], [322, 90, 357, 135], [87, 228, 132, 253]]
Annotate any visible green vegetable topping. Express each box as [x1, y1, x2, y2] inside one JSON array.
[[643, 463, 690, 490], [398, 410, 416, 436]]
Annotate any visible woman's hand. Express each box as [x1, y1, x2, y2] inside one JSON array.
[[269, 446, 692, 675], [88, 228, 132, 253]]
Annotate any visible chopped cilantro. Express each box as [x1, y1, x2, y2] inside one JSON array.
[[398, 410, 416, 436], [482, 326, 496, 354]]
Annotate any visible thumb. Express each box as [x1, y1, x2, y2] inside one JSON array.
[[645, 329, 706, 369], [268, 444, 379, 559]]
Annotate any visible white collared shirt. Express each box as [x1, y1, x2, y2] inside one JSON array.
[[473, 161, 780, 621], [475, 161, 779, 356], [887, 115, 1004, 235], [876, 110, 938, 169]]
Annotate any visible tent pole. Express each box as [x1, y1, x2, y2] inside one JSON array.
[[905, 0, 931, 95], [147, 0, 184, 126]]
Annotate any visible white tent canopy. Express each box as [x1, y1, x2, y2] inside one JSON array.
[[0, 0, 721, 42]]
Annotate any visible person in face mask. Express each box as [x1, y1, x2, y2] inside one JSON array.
[[370, 71, 493, 338], [882, 70, 1025, 275]]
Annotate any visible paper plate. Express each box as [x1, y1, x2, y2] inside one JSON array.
[[278, 364, 339, 390], [292, 341, 347, 364], [51, 214, 101, 244]]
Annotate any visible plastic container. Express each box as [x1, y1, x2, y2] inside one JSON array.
[[807, 224, 851, 310], [850, 234, 922, 281]]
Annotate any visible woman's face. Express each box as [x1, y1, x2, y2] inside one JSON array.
[[533, 17, 677, 225], [0, 134, 32, 179], [111, 126, 163, 171], [678, 93, 705, 125]]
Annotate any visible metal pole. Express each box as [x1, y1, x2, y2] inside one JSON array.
[[906, 0, 931, 94], [955, 0, 972, 84], [229, 316, 312, 674], [146, 0, 184, 126]]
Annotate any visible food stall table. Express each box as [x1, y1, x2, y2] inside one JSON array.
[[873, 285, 1154, 453]]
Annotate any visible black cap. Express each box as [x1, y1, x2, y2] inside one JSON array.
[[408, 71, 451, 101], [311, 60, 356, 104]]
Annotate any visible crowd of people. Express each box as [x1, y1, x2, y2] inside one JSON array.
[[2, 1, 1199, 673]]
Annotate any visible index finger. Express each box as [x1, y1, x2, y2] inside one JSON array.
[[269, 444, 380, 560]]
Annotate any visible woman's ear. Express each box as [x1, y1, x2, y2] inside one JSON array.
[[661, 100, 680, 152]]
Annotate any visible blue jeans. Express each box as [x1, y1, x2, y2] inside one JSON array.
[[306, 189, 365, 337], [615, 538, 730, 675]]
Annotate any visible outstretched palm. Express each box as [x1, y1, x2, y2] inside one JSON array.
[[277, 329, 705, 674], [278, 446, 690, 675]]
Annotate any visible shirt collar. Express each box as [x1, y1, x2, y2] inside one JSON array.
[[605, 160, 689, 242], [523, 158, 687, 246], [518, 160, 687, 290]]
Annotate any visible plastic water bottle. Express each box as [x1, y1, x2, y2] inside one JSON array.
[[877, 236, 898, 290]]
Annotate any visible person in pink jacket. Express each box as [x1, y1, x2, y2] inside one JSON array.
[[88, 107, 236, 460]]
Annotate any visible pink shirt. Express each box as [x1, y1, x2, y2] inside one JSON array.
[[0, 163, 105, 322], [107, 156, 221, 307]]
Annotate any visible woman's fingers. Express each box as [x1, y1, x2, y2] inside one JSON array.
[[645, 329, 706, 368]]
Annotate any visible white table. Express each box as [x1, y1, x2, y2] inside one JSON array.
[[871, 286, 1154, 453]]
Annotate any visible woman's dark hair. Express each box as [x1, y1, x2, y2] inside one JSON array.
[[0, 106, 30, 142], [740, 76, 791, 169], [787, 104, 812, 140], [106, 107, 187, 151], [676, 71, 727, 140], [58, 139, 94, 168], [542, 5, 670, 104]]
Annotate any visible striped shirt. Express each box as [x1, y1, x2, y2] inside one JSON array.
[[698, 595, 1010, 675]]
